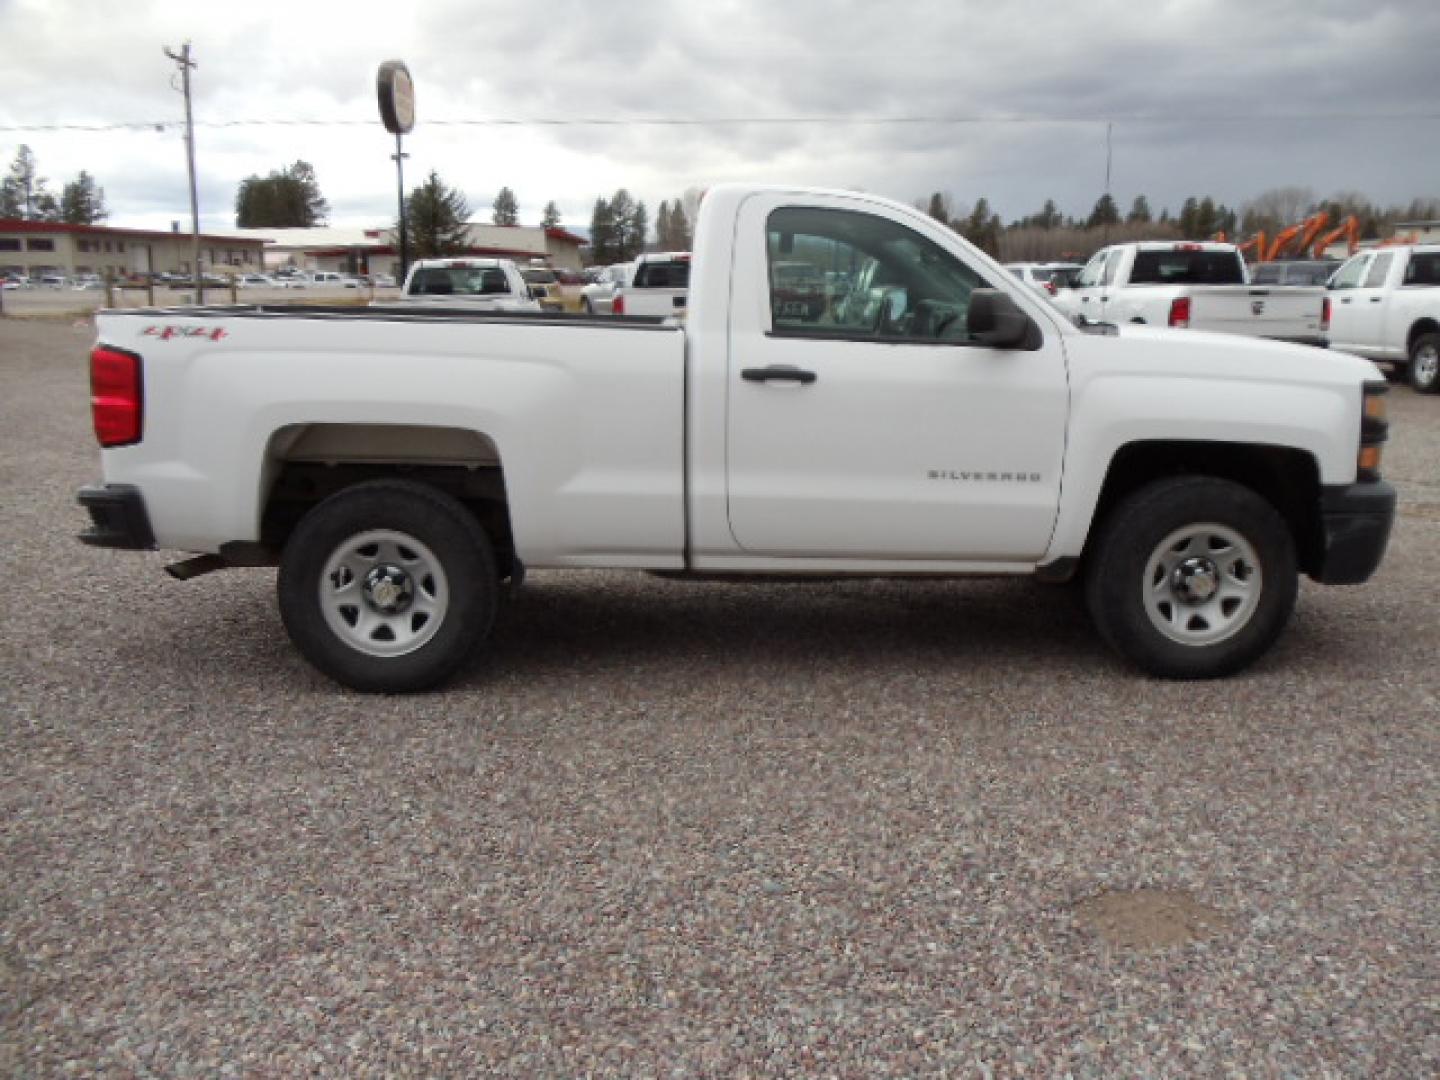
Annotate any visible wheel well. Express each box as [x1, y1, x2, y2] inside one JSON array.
[[1089, 441, 1324, 577], [1408, 318, 1440, 351], [259, 424, 516, 575]]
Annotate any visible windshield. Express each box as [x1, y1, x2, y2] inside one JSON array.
[[408, 266, 514, 296], [632, 260, 690, 288], [1130, 250, 1245, 285]]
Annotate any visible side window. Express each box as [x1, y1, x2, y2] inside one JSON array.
[[1330, 255, 1370, 290], [1101, 249, 1124, 286], [1076, 251, 1108, 288], [1402, 253, 1440, 286], [765, 206, 992, 342], [1363, 253, 1393, 289]]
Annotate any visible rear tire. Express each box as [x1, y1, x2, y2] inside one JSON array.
[[1409, 332, 1440, 393], [1085, 477, 1297, 679], [278, 480, 497, 692]]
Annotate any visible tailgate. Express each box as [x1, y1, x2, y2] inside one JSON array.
[[625, 288, 688, 317], [1192, 286, 1324, 339]]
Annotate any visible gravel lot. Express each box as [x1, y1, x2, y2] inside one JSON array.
[[2, 316, 1436, 1076]]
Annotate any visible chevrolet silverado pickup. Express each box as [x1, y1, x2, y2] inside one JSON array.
[[78, 184, 1395, 692], [1053, 241, 1328, 345], [1324, 244, 1440, 392]]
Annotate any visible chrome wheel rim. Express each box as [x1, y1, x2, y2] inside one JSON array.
[[1143, 523, 1262, 646], [1414, 343, 1439, 387], [319, 529, 448, 657]]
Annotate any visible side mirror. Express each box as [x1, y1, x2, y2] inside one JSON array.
[[967, 288, 1037, 349]]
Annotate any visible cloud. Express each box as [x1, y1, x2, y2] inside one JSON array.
[[2, 0, 1435, 233]]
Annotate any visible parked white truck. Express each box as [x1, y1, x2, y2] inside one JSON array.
[[395, 258, 540, 311], [612, 251, 690, 317], [78, 184, 1395, 691], [1324, 244, 1440, 393], [1053, 241, 1328, 345]]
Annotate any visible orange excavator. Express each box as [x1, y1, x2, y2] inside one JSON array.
[[1311, 215, 1360, 259], [1237, 231, 1266, 260], [1264, 212, 1329, 262]]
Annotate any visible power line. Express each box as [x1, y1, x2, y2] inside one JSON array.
[[2, 110, 1438, 133]]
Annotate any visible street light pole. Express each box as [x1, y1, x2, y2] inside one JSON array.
[[393, 133, 409, 281]]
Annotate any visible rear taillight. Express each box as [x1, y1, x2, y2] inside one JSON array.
[[612, 294, 625, 316], [1321, 295, 1331, 332], [91, 345, 143, 447], [1168, 296, 1192, 328], [1045, 281, 1057, 295]]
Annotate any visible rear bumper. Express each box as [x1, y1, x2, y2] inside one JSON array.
[[77, 483, 156, 550], [1314, 480, 1396, 584]]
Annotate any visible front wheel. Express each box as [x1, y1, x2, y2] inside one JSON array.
[[278, 480, 498, 692], [1409, 332, 1440, 393], [1085, 477, 1297, 679]]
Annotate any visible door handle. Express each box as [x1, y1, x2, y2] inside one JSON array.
[[742, 365, 817, 384], [1369, 297, 1382, 303], [1080, 296, 1092, 302], [1340, 297, 1353, 304]]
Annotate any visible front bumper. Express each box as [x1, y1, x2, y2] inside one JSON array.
[[77, 483, 156, 550], [1314, 480, 1396, 584]]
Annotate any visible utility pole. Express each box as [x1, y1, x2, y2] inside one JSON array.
[[164, 41, 203, 303], [1102, 121, 1114, 246]]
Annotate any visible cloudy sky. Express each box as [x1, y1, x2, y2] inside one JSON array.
[[2, 0, 1436, 234]]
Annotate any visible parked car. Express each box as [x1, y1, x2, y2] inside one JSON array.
[[1052, 242, 1326, 344], [78, 182, 1394, 692], [1005, 262, 1083, 296], [39, 274, 70, 289], [519, 265, 565, 312], [71, 273, 105, 290], [1249, 260, 1341, 287], [390, 258, 541, 312], [613, 252, 690, 317], [236, 274, 277, 289], [1325, 244, 1440, 392], [579, 263, 633, 314], [770, 260, 826, 321]]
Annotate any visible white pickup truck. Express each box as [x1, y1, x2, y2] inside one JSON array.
[[78, 184, 1395, 692], [612, 251, 689, 317], [1324, 244, 1440, 393], [395, 258, 540, 312], [1053, 241, 1327, 346]]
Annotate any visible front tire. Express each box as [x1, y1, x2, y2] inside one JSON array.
[[1409, 332, 1440, 393], [278, 480, 497, 692], [1085, 477, 1297, 679]]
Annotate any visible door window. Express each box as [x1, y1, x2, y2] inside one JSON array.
[[1076, 250, 1108, 288], [1329, 255, 1371, 290], [765, 206, 993, 342], [1363, 253, 1393, 289]]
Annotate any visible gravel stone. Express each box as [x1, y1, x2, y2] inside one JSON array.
[[1, 317, 1437, 1075]]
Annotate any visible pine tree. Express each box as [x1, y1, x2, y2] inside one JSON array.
[[491, 186, 519, 226], [926, 192, 949, 225], [234, 160, 329, 227], [405, 170, 472, 257], [540, 200, 561, 229], [1, 145, 53, 220], [1086, 194, 1120, 230], [1126, 195, 1152, 224], [60, 171, 108, 224], [589, 196, 618, 265], [668, 201, 691, 249]]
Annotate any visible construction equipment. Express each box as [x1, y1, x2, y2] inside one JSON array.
[[1312, 216, 1360, 259]]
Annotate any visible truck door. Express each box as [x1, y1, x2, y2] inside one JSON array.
[[723, 193, 1069, 562], [1326, 253, 1374, 354], [1344, 252, 1397, 358], [1066, 249, 1110, 324]]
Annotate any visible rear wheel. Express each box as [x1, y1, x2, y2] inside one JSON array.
[[1085, 477, 1297, 678], [278, 480, 497, 692], [1409, 332, 1440, 393]]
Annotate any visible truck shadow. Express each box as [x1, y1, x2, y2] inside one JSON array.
[[467, 572, 1107, 685]]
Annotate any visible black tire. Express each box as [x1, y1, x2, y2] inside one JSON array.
[[1084, 476, 1297, 679], [1409, 331, 1440, 393], [278, 480, 497, 692]]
